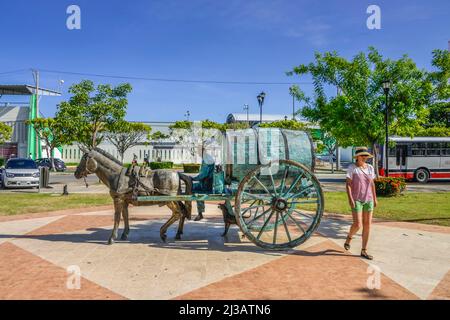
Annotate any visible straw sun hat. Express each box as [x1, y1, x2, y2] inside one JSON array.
[[353, 147, 374, 158]]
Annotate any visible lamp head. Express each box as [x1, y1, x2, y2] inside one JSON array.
[[382, 80, 391, 94], [257, 91, 266, 106]]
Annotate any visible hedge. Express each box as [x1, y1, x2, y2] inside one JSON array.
[[183, 163, 200, 173], [374, 177, 406, 197], [0, 158, 4, 167], [149, 161, 173, 170]]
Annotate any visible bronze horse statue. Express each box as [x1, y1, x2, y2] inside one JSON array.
[[74, 147, 192, 244]]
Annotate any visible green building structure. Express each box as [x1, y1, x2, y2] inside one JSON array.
[[0, 85, 61, 160]]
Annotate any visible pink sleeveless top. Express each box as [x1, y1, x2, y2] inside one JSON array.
[[346, 163, 376, 202]]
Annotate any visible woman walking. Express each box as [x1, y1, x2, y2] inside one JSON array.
[[344, 147, 378, 260]]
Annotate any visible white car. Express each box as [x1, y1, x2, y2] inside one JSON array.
[[2, 158, 40, 188]]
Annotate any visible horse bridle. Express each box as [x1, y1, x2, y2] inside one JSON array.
[[80, 153, 94, 188]]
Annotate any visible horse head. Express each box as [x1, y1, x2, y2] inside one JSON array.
[[74, 146, 98, 179]]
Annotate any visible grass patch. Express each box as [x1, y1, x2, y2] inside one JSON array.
[[0, 193, 111, 216], [302, 192, 450, 227]]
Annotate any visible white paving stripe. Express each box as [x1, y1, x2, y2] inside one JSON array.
[[0, 215, 64, 245]]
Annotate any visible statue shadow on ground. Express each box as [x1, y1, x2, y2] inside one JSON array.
[[0, 217, 359, 258]]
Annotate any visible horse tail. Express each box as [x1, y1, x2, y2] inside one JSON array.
[[178, 173, 193, 220]]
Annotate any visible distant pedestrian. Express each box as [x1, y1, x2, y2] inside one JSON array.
[[132, 153, 138, 165], [344, 147, 378, 260]]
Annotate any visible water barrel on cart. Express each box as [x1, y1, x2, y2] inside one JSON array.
[[223, 128, 315, 182]]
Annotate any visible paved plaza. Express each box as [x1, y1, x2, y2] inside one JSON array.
[[0, 203, 449, 300]]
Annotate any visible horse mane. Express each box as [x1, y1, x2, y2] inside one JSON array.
[[93, 147, 123, 166]]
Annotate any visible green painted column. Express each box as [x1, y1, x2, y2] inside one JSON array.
[[26, 94, 42, 160]]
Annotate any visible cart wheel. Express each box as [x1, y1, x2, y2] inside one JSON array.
[[234, 159, 324, 250]]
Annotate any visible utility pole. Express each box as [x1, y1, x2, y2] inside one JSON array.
[[243, 104, 249, 124], [289, 85, 296, 120], [32, 69, 40, 160]]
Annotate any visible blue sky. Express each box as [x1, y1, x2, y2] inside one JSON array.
[[0, 0, 449, 123]]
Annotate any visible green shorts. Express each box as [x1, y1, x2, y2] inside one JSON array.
[[352, 200, 374, 213]]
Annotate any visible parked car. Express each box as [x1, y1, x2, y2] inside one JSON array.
[[35, 158, 67, 172], [317, 154, 336, 162], [2, 158, 40, 188]]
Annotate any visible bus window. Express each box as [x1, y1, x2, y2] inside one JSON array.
[[443, 142, 450, 156], [389, 147, 396, 157], [411, 142, 426, 156], [426, 142, 441, 156]]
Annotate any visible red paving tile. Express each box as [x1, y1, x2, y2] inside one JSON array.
[[25, 214, 195, 236], [175, 240, 419, 300], [373, 221, 450, 234], [27, 215, 115, 236], [0, 205, 114, 222], [428, 270, 450, 300], [0, 242, 125, 300]]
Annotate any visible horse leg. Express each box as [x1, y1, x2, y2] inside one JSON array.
[[160, 202, 180, 242], [176, 215, 185, 240], [108, 197, 123, 245], [222, 222, 230, 237], [120, 201, 130, 240]]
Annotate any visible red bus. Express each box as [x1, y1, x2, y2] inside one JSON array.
[[379, 137, 450, 183]]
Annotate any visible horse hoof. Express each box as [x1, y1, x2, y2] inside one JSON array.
[[175, 233, 181, 240], [107, 238, 114, 245], [120, 234, 128, 241], [160, 234, 167, 242]]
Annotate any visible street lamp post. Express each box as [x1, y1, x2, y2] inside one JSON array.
[[382, 80, 391, 177], [243, 104, 249, 123], [257, 91, 266, 124], [289, 86, 295, 120]]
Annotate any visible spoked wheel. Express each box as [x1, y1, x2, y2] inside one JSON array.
[[234, 159, 324, 250]]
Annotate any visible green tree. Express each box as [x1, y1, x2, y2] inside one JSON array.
[[259, 119, 307, 130], [0, 122, 12, 145], [56, 80, 132, 148], [425, 49, 450, 129], [223, 122, 251, 130], [105, 121, 151, 162], [317, 132, 337, 173], [26, 117, 68, 170], [169, 120, 224, 161], [289, 47, 433, 176], [417, 126, 450, 137], [151, 131, 170, 140]]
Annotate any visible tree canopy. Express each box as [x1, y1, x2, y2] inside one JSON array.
[[151, 131, 170, 140], [259, 119, 307, 130], [425, 49, 450, 130], [27, 117, 68, 169], [105, 121, 151, 162], [169, 120, 224, 161], [0, 122, 12, 145], [56, 80, 132, 148], [289, 47, 435, 173]]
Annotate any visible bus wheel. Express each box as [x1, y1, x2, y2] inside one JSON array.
[[414, 168, 429, 183]]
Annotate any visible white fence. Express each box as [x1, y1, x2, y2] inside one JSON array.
[[61, 142, 221, 164]]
